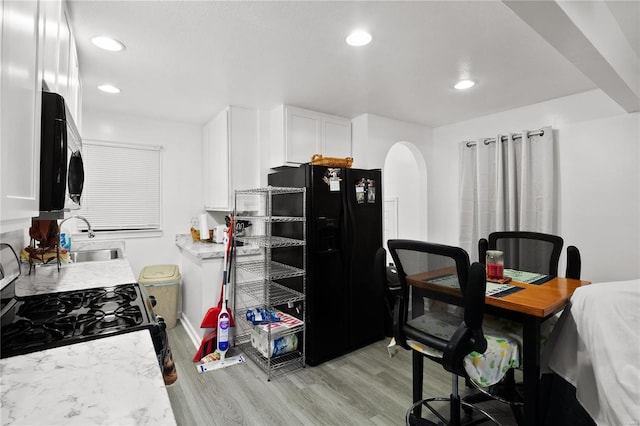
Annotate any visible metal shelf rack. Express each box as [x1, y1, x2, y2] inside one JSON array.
[[232, 186, 306, 380]]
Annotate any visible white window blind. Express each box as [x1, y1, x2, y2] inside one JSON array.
[[79, 140, 162, 232]]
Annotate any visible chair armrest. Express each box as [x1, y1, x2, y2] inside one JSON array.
[[442, 322, 487, 375], [393, 295, 409, 350]]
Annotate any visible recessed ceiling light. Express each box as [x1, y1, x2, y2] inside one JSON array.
[[98, 84, 120, 94], [91, 36, 125, 52], [346, 30, 372, 47], [454, 80, 475, 90]]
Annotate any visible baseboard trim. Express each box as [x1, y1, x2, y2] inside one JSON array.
[[179, 314, 201, 350]]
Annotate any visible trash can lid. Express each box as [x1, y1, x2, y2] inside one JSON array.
[[138, 264, 181, 285]]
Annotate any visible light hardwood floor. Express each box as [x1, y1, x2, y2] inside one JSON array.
[[165, 322, 516, 425]]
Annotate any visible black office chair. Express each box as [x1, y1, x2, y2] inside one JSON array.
[[565, 245, 581, 280], [478, 231, 563, 277], [388, 239, 500, 426]]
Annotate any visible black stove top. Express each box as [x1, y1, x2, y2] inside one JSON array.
[[1, 283, 156, 359]]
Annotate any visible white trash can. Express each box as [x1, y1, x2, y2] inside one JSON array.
[[138, 264, 181, 329]]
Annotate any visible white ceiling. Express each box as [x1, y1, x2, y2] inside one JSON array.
[[67, 0, 639, 128]]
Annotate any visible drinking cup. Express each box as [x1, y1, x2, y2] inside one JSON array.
[[486, 250, 504, 280]]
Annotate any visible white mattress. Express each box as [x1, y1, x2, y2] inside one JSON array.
[[543, 279, 640, 426]]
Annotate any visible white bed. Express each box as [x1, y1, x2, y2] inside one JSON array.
[[542, 279, 640, 425]]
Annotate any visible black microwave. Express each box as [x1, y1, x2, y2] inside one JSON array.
[[39, 92, 84, 212]]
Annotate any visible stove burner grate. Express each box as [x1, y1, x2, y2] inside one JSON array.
[[81, 306, 144, 336], [0, 283, 155, 359], [1, 319, 65, 350], [87, 284, 138, 308]]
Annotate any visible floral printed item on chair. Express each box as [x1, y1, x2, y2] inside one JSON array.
[[463, 335, 520, 387]]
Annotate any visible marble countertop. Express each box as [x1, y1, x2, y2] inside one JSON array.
[[0, 331, 176, 426], [15, 258, 136, 297], [175, 233, 260, 259], [16, 240, 134, 297]]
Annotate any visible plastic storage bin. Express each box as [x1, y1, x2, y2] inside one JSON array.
[[138, 264, 181, 329]]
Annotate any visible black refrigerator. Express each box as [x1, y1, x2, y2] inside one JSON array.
[[268, 164, 384, 366]]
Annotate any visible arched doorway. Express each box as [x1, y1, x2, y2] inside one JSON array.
[[383, 142, 428, 251]]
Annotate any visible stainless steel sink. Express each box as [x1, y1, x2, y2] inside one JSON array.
[[69, 248, 122, 263]]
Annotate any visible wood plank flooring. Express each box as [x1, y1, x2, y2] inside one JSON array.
[[165, 322, 516, 425]]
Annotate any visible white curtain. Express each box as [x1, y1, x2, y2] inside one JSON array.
[[459, 126, 557, 261]]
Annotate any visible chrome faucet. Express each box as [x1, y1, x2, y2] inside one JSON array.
[[59, 215, 96, 238]]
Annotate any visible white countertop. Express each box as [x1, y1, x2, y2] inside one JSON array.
[[0, 331, 176, 426], [175, 233, 260, 259], [16, 239, 134, 297], [15, 259, 136, 297]]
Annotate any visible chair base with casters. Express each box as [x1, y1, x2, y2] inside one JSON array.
[[407, 398, 501, 426], [462, 374, 524, 425], [406, 362, 502, 426]]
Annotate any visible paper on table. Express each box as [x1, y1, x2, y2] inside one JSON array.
[[503, 269, 548, 284], [485, 282, 515, 296], [426, 274, 460, 288], [423, 274, 523, 297]]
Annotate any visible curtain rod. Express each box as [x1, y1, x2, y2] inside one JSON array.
[[464, 129, 545, 148]]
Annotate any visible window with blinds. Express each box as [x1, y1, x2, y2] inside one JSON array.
[[78, 140, 162, 232]]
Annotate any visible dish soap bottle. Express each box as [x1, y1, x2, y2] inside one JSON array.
[[59, 224, 72, 251]]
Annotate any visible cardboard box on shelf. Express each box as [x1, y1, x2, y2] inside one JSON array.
[[250, 311, 303, 358]]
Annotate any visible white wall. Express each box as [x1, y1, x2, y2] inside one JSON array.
[[81, 109, 202, 279], [384, 144, 420, 240], [430, 89, 640, 283], [352, 114, 432, 241]]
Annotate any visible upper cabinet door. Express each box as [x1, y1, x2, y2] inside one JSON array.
[[41, 0, 62, 92], [203, 106, 259, 211], [57, 9, 70, 101], [40, 2, 81, 129], [322, 117, 351, 159], [67, 34, 81, 125], [1, 0, 43, 231], [286, 107, 321, 165], [204, 108, 230, 210]]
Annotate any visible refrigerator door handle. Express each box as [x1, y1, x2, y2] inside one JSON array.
[[343, 174, 357, 271]]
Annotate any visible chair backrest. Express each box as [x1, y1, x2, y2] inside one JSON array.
[[479, 231, 563, 276], [565, 245, 581, 279], [387, 239, 487, 374], [389, 239, 470, 307]]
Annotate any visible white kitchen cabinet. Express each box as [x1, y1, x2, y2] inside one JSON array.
[[0, 0, 43, 232], [203, 106, 259, 211], [41, 0, 62, 93], [40, 1, 82, 129], [321, 115, 351, 158], [178, 250, 224, 341], [57, 8, 70, 102], [269, 105, 352, 168], [66, 26, 82, 128]]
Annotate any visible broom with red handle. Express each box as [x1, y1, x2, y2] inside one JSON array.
[[192, 218, 235, 361]]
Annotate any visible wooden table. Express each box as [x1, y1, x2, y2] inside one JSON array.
[[407, 273, 590, 426]]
